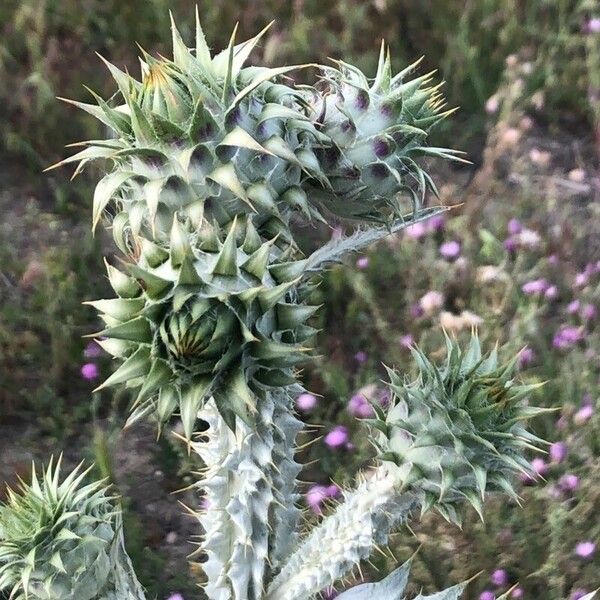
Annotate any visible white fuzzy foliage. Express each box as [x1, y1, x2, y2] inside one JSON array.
[[267, 466, 418, 600], [193, 392, 303, 599]]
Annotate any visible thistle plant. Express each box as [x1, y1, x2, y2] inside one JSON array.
[[0, 11, 551, 600]]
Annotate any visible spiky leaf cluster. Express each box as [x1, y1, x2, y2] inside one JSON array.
[[50, 12, 332, 243], [303, 49, 464, 223], [92, 215, 316, 435], [0, 459, 144, 600], [372, 335, 545, 525]]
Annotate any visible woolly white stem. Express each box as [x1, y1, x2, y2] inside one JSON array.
[[193, 392, 302, 600], [266, 465, 417, 600]]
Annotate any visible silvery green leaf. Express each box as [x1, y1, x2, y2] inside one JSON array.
[[336, 560, 411, 599]]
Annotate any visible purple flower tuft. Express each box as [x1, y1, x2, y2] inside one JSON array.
[[84, 341, 102, 358], [296, 393, 318, 413], [324, 426, 349, 449], [550, 442, 567, 463], [574, 541, 596, 559], [399, 334, 414, 348], [439, 240, 461, 260], [511, 587, 524, 599], [356, 256, 369, 269], [553, 326, 583, 350], [348, 394, 374, 418], [354, 351, 368, 364], [167, 594, 185, 600], [559, 473, 580, 492], [480, 592, 495, 600], [80, 363, 99, 381], [518, 347, 535, 369], [507, 218, 523, 235], [490, 569, 508, 587], [522, 278, 548, 295]]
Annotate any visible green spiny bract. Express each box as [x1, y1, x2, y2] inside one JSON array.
[[90, 215, 316, 436], [302, 48, 464, 224], [0, 459, 145, 600], [49, 12, 329, 244], [373, 334, 546, 525]]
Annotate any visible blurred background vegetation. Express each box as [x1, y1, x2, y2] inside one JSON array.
[[0, 1, 599, 599]]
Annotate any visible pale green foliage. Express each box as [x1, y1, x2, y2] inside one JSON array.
[[0, 11, 547, 600], [0, 458, 145, 600]]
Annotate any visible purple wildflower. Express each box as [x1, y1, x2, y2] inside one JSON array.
[[574, 272, 589, 288], [511, 587, 524, 599], [296, 393, 318, 413], [324, 426, 349, 449], [348, 393, 374, 418], [567, 300, 581, 314], [490, 569, 508, 587], [582, 304, 597, 320], [167, 594, 185, 600], [531, 457, 547, 476], [553, 326, 583, 349], [80, 363, 99, 381], [508, 218, 523, 235], [356, 256, 369, 269], [545, 285, 558, 300], [354, 351, 368, 364], [559, 474, 580, 492], [518, 347, 535, 369], [571, 590, 590, 600], [504, 237, 518, 253], [574, 403, 593, 425], [574, 541, 596, 559], [480, 592, 495, 600], [583, 17, 600, 33], [306, 485, 329, 514], [405, 222, 426, 239], [439, 240, 461, 260], [427, 215, 446, 232], [522, 278, 548, 295], [399, 334, 414, 348], [550, 441, 567, 463]]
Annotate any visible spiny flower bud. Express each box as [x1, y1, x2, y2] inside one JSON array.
[[371, 334, 547, 525]]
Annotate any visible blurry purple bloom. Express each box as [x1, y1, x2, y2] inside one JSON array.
[[325, 426, 349, 449], [574, 272, 589, 288], [399, 334, 414, 348], [522, 278, 548, 295], [531, 457, 547, 476], [306, 485, 329, 514], [345, 441, 356, 451], [491, 569, 508, 587], [420, 290, 444, 315], [511, 587, 524, 599], [508, 218, 523, 235], [354, 351, 368, 364], [583, 17, 600, 33], [518, 347, 535, 368], [84, 341, 102, 358], [427, 215, 446, 232], [574, 541, 596, 559], [574, 403, 593, 425], [553, 326, 583, 349], [80, 363, 99, 381], [544, 285, 558, 300], [504, 237, 518, 253], [296, 393, 318, 413], [410, 303, 425, 318], [559, 474, 580, 492], [439, 240, 461, 260], [405, 222, 426, 239], [356, 256, 369, 269], [555, 415, 568, 430], [326, 484, 341, 498], [550, 442, 567, 463], [348, 393, 375, 418], [567, 300, 581, 314], [167, 594, 185, 600], [571, 590, 590, 600], [548, 254, 559, 266], [582, 304, 597, 320], [480, 592, 495, 600]]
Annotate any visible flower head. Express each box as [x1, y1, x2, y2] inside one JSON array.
[[549, 441, 567, 463], [356, 257, 369, 269], [324, 426, 349, 449], [490, 569, 508, 587], [80, 362, 99, 381], [296, 393, 318, 413], [574, 541, 595, 559], [348, 394, 375, 418], [439, 240, 461, 260]]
